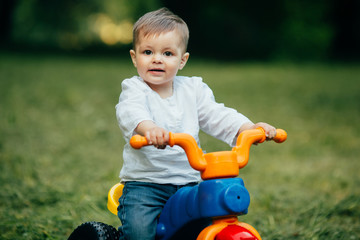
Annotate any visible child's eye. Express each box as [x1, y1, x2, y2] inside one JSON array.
[[164, 51, 173, 57], [144, 50, 152, 55]]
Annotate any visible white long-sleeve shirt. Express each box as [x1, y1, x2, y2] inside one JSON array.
[[115, 76, 252, 184]]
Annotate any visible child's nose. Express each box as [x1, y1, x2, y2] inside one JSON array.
[[152, 53, 163, 63]]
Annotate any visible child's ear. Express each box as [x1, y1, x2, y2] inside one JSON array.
[[179, 52, 190, 70], [130, 50, 137, 67]]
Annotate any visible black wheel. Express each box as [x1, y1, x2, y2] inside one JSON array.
[[68, 221, 120, 240]]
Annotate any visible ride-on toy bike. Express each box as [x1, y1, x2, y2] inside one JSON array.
[[68, 127, 287, 240]]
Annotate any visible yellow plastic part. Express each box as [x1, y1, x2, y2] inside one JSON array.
[[107, 183, 124, 215], [196, 217, 262, 240]]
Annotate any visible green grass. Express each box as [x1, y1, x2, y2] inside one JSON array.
[[1, 52, 359, 239]]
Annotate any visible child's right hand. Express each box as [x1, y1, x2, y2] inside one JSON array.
[[145, 127, 169, 149], [135, 120, 169, 149]]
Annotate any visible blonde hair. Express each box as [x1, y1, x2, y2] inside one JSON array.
[[132, 8, 189, 52]]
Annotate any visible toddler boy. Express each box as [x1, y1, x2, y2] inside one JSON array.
[[115, 7, 276, 240]]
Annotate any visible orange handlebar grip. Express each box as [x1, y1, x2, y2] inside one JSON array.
[[274, 129, 287, 143], [129, 135, 149, 149]]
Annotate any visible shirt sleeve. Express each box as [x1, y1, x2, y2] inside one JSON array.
[[115, 77, 153, 140], [195, 77, 253, 147]]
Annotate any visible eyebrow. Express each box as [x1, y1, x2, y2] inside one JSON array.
[[136, 41, 180, 51]]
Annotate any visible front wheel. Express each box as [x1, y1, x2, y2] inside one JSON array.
[[215, 225, 260, 240], [68, 221, 120, 240]]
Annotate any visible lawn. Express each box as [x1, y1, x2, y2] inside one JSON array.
[[0, 52, 359, 239]]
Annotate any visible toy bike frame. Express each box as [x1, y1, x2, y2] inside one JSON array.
[[108, 128, 287, 240]]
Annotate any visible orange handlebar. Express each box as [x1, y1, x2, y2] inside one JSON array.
[[129, 128, 287, 179], [274, 129, 287, 143], [129, 135, 149, 149]]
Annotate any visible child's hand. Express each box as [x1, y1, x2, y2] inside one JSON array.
[[135, 120, 169, 149], [136, 120, 169, 149], [145, 127, 169, 149], [238, 122, 277, 140], [252, 122, 277, 140]]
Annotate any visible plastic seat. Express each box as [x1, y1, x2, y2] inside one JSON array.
[[107, 183, 124, 215]]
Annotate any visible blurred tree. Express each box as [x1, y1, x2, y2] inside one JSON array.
[[161, 0, 360, 60], [3, 0, 359, 60], [163, 0, 339, 60], [274, 0, 334, 60], [0, 0, 18, 44], [330, 0, 360, 60], [9, 0, 161, 50], [12, 0, 101, 49], [162, 0, 285, 60]]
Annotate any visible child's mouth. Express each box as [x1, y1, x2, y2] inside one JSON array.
[[149, 69, 165, 73]]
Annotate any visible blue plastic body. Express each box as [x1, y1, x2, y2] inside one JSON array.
[[156, 178, 250, 240]]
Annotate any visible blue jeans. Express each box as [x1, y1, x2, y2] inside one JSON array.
[[117, 181, 197, 240]]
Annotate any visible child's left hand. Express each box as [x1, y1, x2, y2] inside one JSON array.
[[238, 122, 277, 140], [252, 122, 277, 140]]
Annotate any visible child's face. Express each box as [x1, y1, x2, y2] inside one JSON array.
[[130, 30, 189, 92]]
